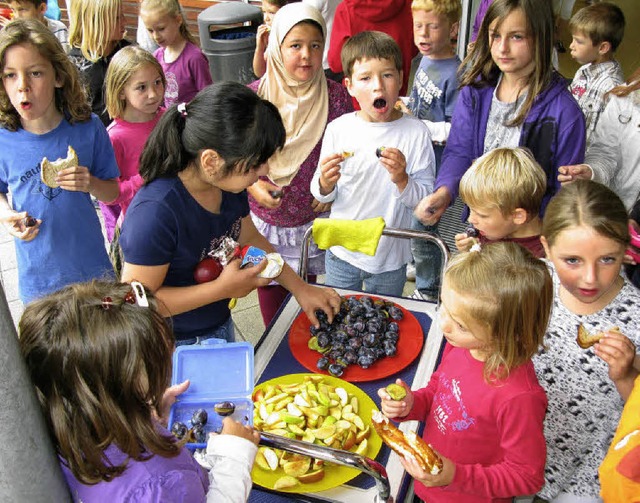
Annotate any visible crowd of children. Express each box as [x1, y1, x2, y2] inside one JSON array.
[[1, 0, 639, 501]]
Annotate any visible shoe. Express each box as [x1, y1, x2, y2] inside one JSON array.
[[406, 263, 416, 281]]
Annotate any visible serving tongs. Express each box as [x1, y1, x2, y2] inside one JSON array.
[[259, 431, 392, 502]]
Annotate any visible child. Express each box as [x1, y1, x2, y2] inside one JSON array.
[[454, 147, 546, 258], [558, 67, 640, 212], [327, 0, 418, 97], [378, 241, 552, 502], [252, 0, 288, 79], [68, 0, 130, 126], [406, 0, 462, 301], [102, 45, 165, 245], [301, 0, 343, 81], [8, 0, 69, 53], [534, 180, 640, 500], [414, 0, 585, 228], [247, 2, 353, 326], [568, 2, 625, 147], [19, 279, 260, 502], [310, 31, 435, 297], [0, 19, 119, 304], [140, 0, 212, 108], [119, 82, 342, 344]]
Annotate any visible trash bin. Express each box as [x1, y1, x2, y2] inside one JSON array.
[[198, 2, 263, 85]]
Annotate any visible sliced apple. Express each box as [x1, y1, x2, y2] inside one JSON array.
[[273, 475, 299, 490], [297, 469, 325, 484], [283, 458, 312, 477], [355, 425, 371, 443]]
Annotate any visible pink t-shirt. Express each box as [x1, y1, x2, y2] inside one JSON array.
[[404, 344, 548, 502], [154, 42, 213, 106], [107, 111, 163, 216]]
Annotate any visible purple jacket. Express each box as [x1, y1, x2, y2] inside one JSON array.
[[436, 72, 586, 212], [472, 0, 493, 41]]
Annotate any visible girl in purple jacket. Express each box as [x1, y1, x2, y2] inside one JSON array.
[[415, 0, 585, 227]]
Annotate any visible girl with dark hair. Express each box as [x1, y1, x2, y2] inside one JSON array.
[[415, 0, 586, 227], [119, 82, 342, 344], [535, 180, 640, 501], [19, 280, 260, 501]]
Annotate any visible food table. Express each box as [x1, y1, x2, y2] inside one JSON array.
[[249, 289, 444, 503]]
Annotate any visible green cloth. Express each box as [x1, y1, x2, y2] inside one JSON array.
[[312, 217, 386, 256]]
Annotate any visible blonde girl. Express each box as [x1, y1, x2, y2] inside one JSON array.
[[19, 280, 260, 501], [534, 179, 640, 502], [415, 0, 585, 227], [68, 0, 129, 126], [379, 241, 552, 502], [140, 0, 212, 107], [0, 19, 119, 304], [252, 0, 289, 78], [101, 45, 165, 244]]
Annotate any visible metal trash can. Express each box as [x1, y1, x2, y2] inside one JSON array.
[[197, 2, 263, 84]]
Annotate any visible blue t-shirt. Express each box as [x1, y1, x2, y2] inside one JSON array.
[[119, 177, 249, 339], [0, 115, 119, 303], [408, 55, 461, 168]]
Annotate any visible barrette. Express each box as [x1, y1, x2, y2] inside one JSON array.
[[177, 102, 188, 117], [102, 296, 113, 310], [470, 242, 482, 253], [131, 281, 149, 307]]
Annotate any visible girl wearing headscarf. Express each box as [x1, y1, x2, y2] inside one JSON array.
[[248, 3, 353, 326]]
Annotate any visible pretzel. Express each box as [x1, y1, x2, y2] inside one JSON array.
[[40, 146, 78, 188], [371, 411, 442, 475], [576, 324, 621, 349]]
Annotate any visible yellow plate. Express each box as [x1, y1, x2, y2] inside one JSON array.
[[251, 373, 382, 494]]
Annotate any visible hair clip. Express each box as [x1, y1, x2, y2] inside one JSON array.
[[177, 102, 188, 118], [470, 242, 482, 253], [102, 296, 113, 310], [130, 281, 149, 307]]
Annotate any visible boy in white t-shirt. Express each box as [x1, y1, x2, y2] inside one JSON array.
[[310, 31, 435, 297], [9, 0, 69, 53]]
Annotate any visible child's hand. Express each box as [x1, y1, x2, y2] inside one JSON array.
[[395, 99, 411, 114], [56, 165, 91, 192], [0, 211, 41, 241], [156, 380, 190, 427], [248, 179, 283, 209], [557, 164, 593, 185], [595, 329, 637, 383], [220, 416, 260, 446], [311, 198, 332, 213], [378, 147, 408, 189], [414, 187, 451, 226], [293, 283, 342, 328], [318, 154, 343, 195], [400, 450, 455, 488], [454, 232, 475, 252], [256, 24, 270, 50], [216, 257, 271, 298], [377, 379, 413, 419]]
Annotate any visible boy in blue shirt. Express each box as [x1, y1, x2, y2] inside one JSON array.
[[406, 0, 461, 301], [311, 31, 435, 297]]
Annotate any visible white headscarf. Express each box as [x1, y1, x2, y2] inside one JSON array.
[[257, 3, 328, 187]]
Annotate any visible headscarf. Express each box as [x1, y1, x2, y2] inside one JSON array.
[[257, 3, 328, 187]]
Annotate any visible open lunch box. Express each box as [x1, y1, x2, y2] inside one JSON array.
[[168, 339, 254, 450]]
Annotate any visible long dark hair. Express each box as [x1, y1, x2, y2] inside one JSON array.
[[139, 82, 286, 182], [19, 280, 178, 484]]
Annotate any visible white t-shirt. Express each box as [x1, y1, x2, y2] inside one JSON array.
[[311, 112, 435, 273]]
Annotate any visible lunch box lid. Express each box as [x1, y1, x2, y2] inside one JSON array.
[[172, 339, 254, 402]]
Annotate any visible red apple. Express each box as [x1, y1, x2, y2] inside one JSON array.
[[193, 258, 222, 283]]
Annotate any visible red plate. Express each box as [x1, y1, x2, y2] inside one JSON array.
[[288, 295, 424, 382]]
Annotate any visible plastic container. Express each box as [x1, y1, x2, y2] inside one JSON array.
[[197, 2, 263, 84], [168, 339, 254, 450]]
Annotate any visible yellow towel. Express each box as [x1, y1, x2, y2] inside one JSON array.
[[312, 217, 386, 256]]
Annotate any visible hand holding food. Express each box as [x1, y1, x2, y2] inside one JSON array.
[[576, 324, 620, 349], [378, 379, 413, 419], [0, 211, 40, 241], [40, 145, 78, 188], [318, 154, 343, 195]]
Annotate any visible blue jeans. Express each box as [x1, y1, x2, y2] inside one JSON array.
[[174, 317, 235, 347], [325, 250, 406, 297], [410, 216, 443, 295]]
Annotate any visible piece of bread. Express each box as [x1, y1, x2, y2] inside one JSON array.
[[576, 324, 621, 349], [40, 146, 78, 188]]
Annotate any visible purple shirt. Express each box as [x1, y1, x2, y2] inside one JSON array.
[[155, 42, 213, 107], [61, 433, 209, 502]]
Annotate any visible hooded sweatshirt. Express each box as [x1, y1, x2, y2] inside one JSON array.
[[328, 0, 417, 96], [436, 72, 585, 214]]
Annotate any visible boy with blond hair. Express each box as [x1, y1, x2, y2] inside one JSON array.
[[406, 0, 461, 301], [569, 2, 625, 146], [455, 147, 546, 258], [8, 0, 69, 53], [311, 31, 435, 297]]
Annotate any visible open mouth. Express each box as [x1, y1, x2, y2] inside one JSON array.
[[373, 98, 387, 110], [20, 101, 32, 110]]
